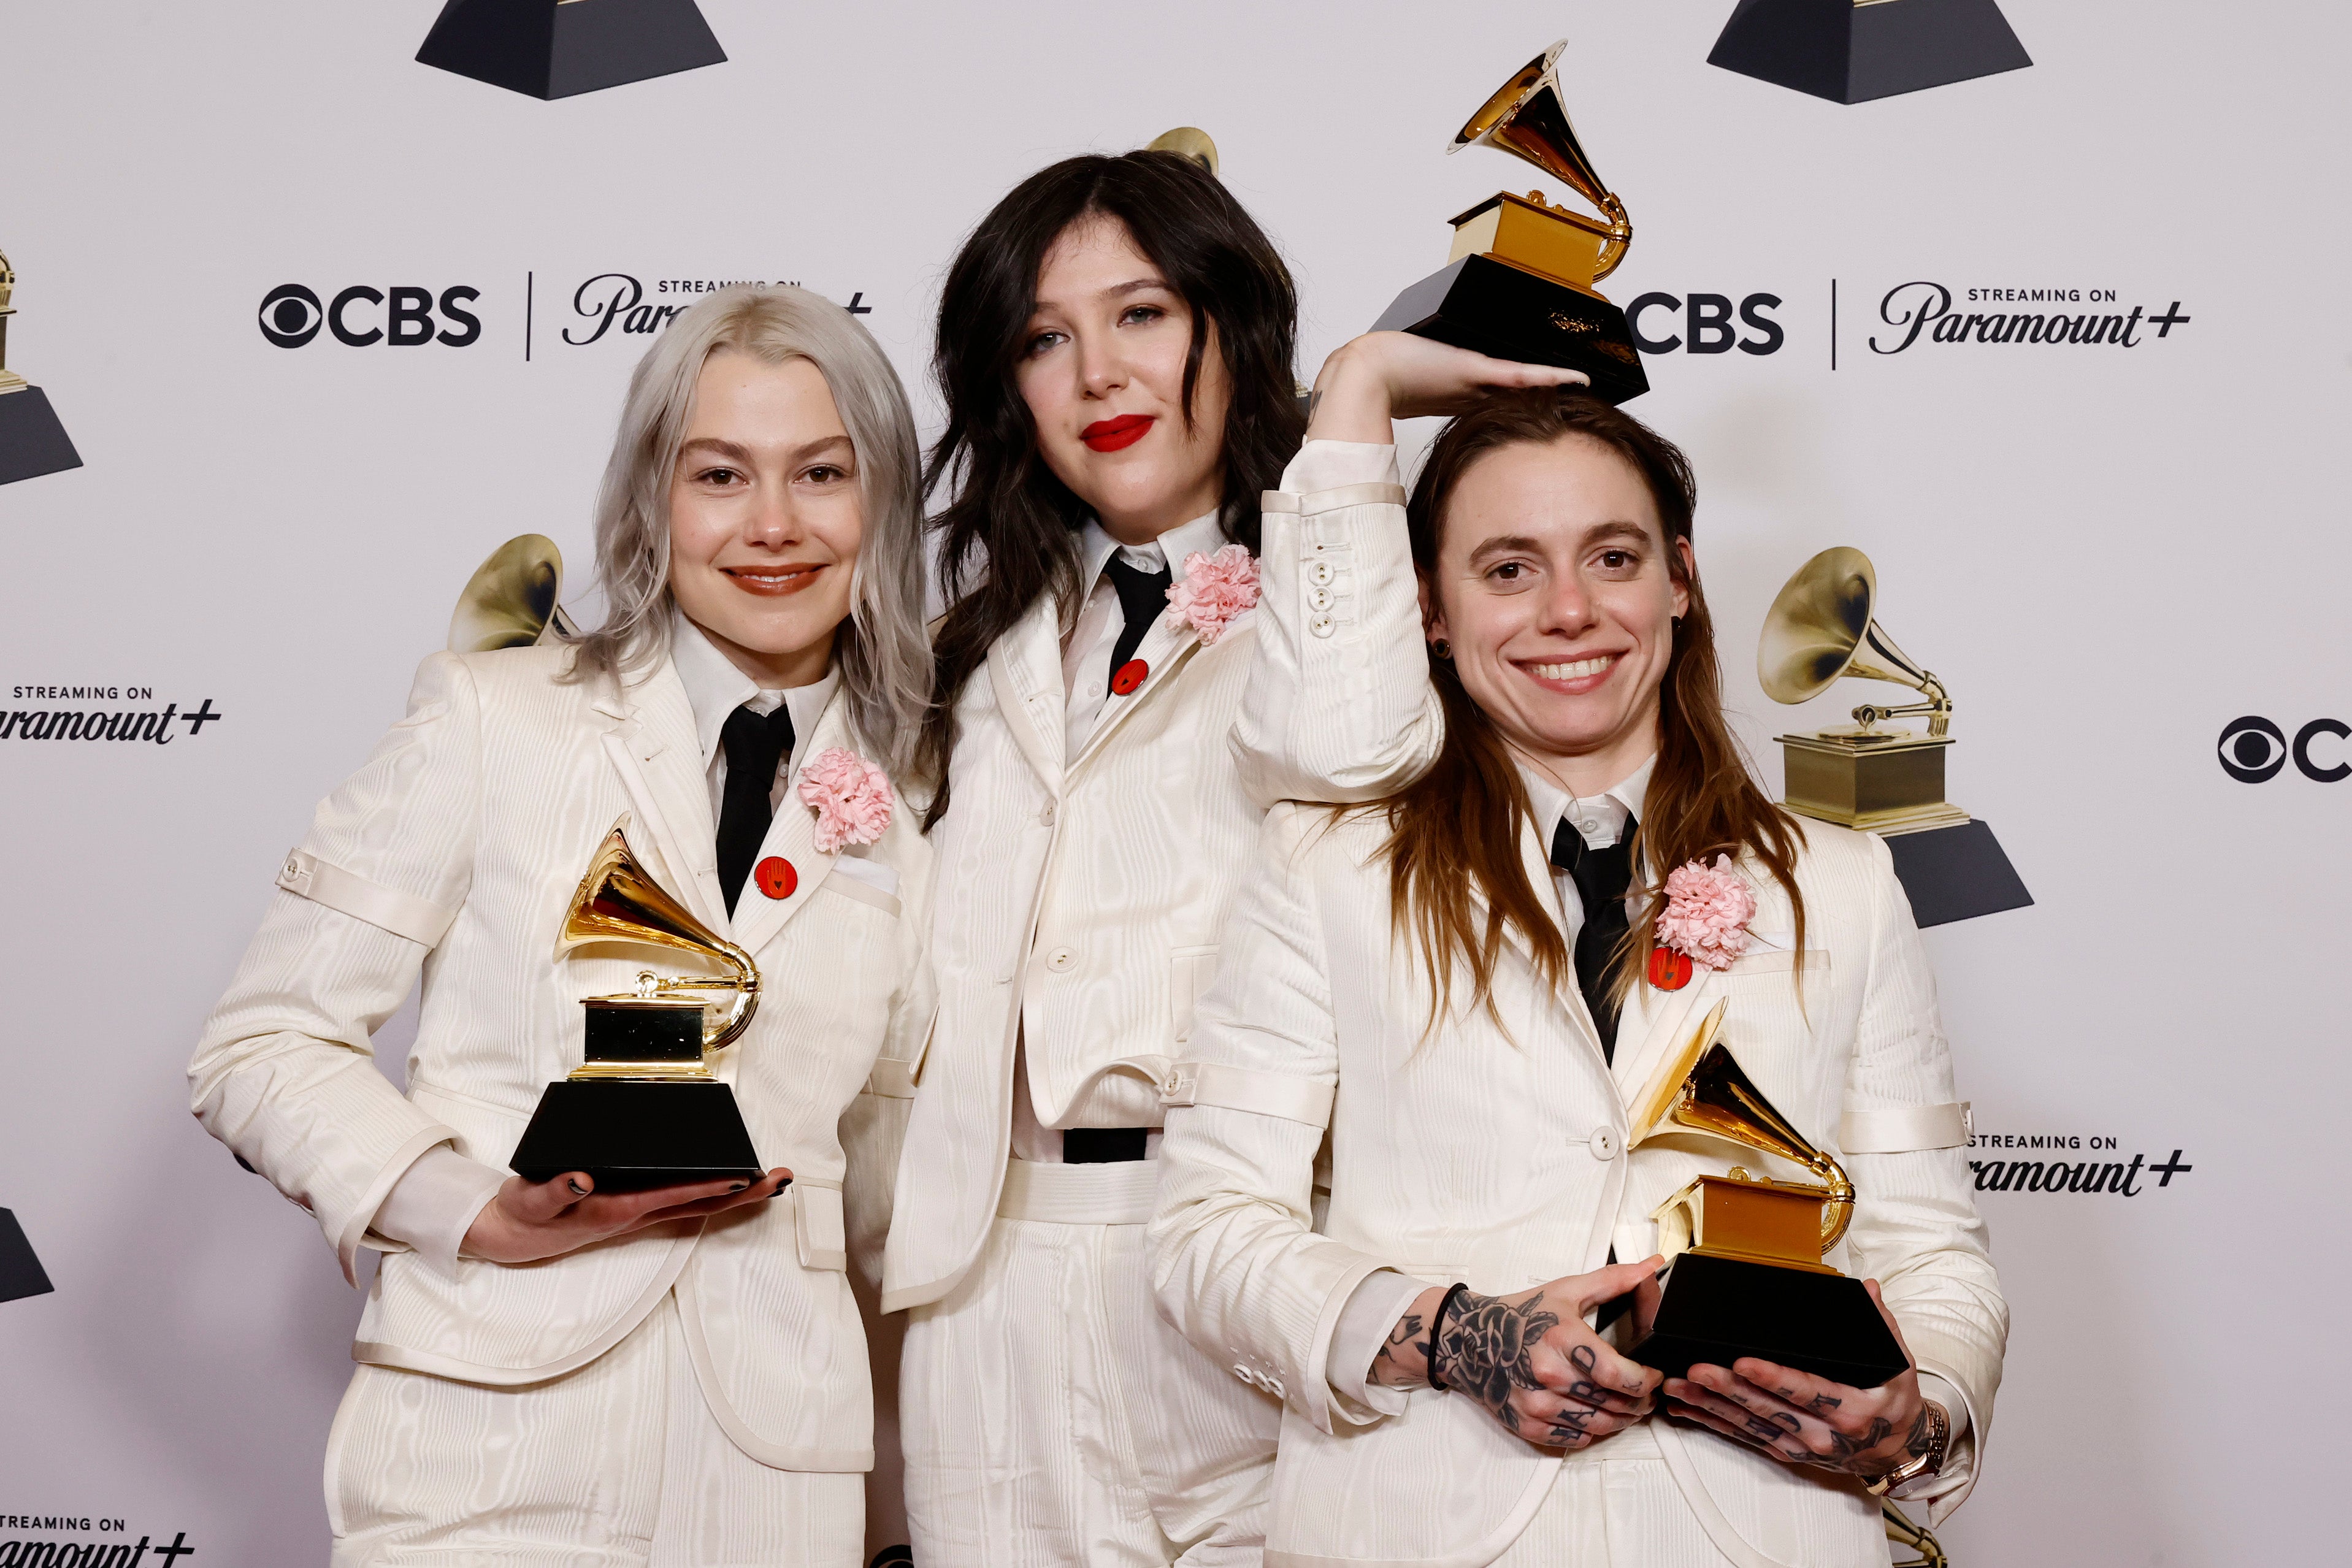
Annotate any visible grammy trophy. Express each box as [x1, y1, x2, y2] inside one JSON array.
[[0, 247, 83, 488], [1622, 1000, 1909, 1388], [1371, 40, 1649, 403], [446, 536, 764, 1189]]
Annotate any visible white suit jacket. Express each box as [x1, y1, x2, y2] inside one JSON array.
[[190, 645, 933, 1471], [880, 458, 1422, 1312], [1147, 803, 2007, 1568]]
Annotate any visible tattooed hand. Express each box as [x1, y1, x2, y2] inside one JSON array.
[[1381, 1258, 1664, 1450], [1663, 1279, 1937, 1480]]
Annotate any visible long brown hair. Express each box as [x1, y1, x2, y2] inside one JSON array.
[[1377, 390, 1806, 1027]]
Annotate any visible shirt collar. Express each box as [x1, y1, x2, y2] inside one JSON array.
[[1520, 752, 1658, 855], [1076, 508, 1229, 598], [670, 610, 838, 769]]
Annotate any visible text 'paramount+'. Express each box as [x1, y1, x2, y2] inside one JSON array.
[[1869, 281, 2189, 354], [555, 273, 871, 348]]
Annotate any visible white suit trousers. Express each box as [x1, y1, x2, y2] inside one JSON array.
[[326, 1293, 863, 1568], [902, 1211, 1278, 1566], [1492, 1443, 1739, 1567]]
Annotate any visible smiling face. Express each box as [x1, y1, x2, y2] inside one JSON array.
[[666, 351, 863, 689], [1424, 434, 1691, 795], [1014, 212, 1231, 545]]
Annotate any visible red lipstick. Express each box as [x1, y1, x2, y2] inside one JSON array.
[[1080, 414, 1155, 453]]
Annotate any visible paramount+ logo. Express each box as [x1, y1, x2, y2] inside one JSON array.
[[2216, 716, 2348, 783], [258, 284, 483, 348]]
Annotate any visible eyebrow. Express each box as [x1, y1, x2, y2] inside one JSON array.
[[1028, 276, 1173, 316], [1462, 521, 1652, 565], [1464, 534, 1546, 565], [676, 433, 853, 466]]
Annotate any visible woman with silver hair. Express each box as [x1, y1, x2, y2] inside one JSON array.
[[190, 285, 935, 1567]]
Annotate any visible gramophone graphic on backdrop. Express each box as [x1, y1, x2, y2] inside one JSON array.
[[1708, 0, 2031, 105], [0, 249, 83, 488], [1373, 40, 1649, 405], [417, 0, 727, 100], [1760, 548, 2031, 927]]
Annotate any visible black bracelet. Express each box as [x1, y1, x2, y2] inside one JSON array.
[[1426, 1282, 1472, 1393]]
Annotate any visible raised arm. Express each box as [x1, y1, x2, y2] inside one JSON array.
[[1232, 335, 1587, 807]]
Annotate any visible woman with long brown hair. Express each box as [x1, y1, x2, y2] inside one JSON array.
[[1147, 385, 2005, 1567]]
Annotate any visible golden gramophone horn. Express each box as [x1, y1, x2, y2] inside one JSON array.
[[1450, 40, 1631, 281], [1630, 999, 1855, 1250], [556, 817, 760, 1050], [1758, 546, 1951, 738], [448, 534, 579, 654], [1146, 126, 1219, 176]]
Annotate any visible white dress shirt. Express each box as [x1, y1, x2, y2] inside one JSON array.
[[367, 613, 837, 1272], [1319, 748, 1967, 1452], [1057, 508, 1230, 757]]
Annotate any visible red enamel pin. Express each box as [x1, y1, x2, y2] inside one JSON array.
[[1110, 659, 1149, 696], [1648, 947, 1694, 992], [755, 856, 797, 900]]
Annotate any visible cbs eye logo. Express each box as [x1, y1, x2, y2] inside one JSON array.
[[2217, 716, 2350, 783], [258, 284, 482, 348]]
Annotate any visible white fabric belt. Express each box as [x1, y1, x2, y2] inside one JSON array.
[[997, 1158, 1159, 1225], [277, 849, 458, 946], [1160, 1061, 1334, 1128], [1839, 1102, 1972, 1153], [1257, 482, 1409, 515]]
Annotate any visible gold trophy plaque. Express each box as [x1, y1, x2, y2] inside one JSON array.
[[1370, 40, 1649, 403], [1623, 1001, 1907, 1388], [0, 248, 84, 487], [507, 819, 765, 1189], [1759, 547, 1969, 835]]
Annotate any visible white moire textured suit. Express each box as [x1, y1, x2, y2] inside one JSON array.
[[1149, 800, 2007, 1568], [189, 641, 932, 1567], [884, 446, 1422, 1566]]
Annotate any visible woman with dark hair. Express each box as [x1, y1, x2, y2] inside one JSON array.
[[1148, 387, 2007, 1567], [879, 156, 1576, 1565]]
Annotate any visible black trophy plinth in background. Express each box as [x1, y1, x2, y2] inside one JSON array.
[[0, 1209, 56, 1304], [417, 0, 726, 101], [1884, 819, 2032, 928], [1374, 253, 1650, 405], [510, 1080, 763, 1191], [1628, 1252, 1909, 1388], [0, 387, 82, 486], [1707, 0, 2031, 105]]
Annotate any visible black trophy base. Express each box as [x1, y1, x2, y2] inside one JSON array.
[[0, 387, 84, 487], [0, 1209, 56, 1304], [510, 1079, 762, 1191], [417, 0, 727, 101], [1708, 0, 2031, 105], [1884, 819, 2032, 928], [1373, 253, 1650, 405], [1628, 1251, 1908, 1389]]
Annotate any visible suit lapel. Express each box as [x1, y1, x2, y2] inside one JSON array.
[[1460, 817, 1614, 1070], [984, 596, 1066, 798], [726, 686, 857, 957], [1066, 607, 1213, 776], [1611, 851, 1789, 1104], [597, 660, 727, 931]]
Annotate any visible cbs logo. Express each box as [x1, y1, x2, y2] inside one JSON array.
[[1626, 292, 1784, 356], [258, 285, 483, 349], [2216, 716, 2350, 783]]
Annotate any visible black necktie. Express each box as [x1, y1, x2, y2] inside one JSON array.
[[716, 702, 795, 915], [1103, 554, 1171, 693], [1551, 814, 1638, 1063]]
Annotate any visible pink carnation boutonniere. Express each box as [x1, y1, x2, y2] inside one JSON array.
[[1649, 855, 1756, 990], [1162, 543, 1261, 645], [797, 748, 894, 854]]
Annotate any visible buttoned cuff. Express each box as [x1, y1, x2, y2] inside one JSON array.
[[1279, 440, 1400, 495], [1325, 1268, 1430, 1423], [369, 1144, 508, 1274]]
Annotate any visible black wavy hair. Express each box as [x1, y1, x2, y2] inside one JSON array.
[[916, 148, 1305, 828]]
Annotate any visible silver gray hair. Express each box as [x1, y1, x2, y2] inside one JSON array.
[[564, 285, 931, 781]]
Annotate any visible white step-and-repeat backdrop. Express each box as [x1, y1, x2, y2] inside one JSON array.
[[2, 2, 2344, 1563]]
